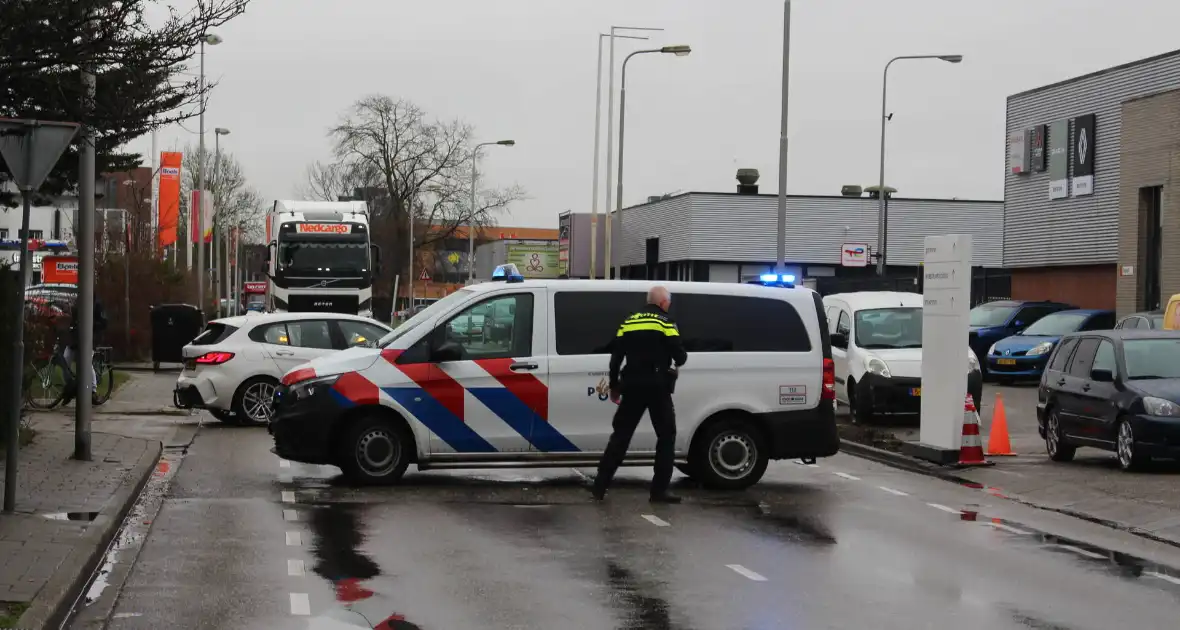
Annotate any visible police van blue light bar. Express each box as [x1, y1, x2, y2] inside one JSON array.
[[492, 263, 523, 282], [759, 273, 795, 284]]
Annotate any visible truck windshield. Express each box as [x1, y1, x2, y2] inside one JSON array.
[[278, 240, 368, 275]]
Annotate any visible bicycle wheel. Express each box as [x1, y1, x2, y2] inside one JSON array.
[[93, 358, 114, 405], [25, 356, 68, 409]]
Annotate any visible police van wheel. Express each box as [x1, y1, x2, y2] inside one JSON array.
[[338, 414, 411, 485], [689, 417, 769, 491]]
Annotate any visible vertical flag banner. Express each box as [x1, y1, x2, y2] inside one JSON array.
[[158, 152, 183, 249], [190, 189, 215, 244]]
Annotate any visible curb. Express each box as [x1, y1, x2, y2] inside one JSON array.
[[114, 365, 182, 374], [838, 438, 975, 485], [16, 438, 163, 630]]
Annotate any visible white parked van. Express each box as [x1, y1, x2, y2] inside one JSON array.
[[269, 279, 839, 489], [823, 292, 983, 424]]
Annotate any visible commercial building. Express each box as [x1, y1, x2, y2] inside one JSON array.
[[611, 172, 1005, 298], [1004, 48, 1180, 312]]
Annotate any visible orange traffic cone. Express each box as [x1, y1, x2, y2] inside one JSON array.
[[958, 393, 992, 467], [986, 392, 1016, 456]]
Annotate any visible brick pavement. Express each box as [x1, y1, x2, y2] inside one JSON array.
[[0, 427, 159, 626]]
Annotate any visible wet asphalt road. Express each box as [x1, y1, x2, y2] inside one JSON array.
[[70, 419, 1180, 630]]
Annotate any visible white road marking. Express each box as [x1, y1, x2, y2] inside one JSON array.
[[281, 490, 296, 503], [877, 486, 909, 496], [279, 474, 293, 484], [1058, 544, 1105, 560], [112, 613, 143, 619], [926, 503, 962, 515], [289, 593, 311, 616], [1145, 571, 1180, 585], [570, 468, 592, 482], [986, 522, 1031, 535], [288, 559, 305, 576], [279, 459, 291, 469], [283, 509, 298, 521], [285, 531, 301, 546], [726, 564, 768, 582], [641, 514, 670, 527], [832, 472, 860, 481]]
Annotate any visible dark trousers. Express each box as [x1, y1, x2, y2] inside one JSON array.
[[594, 386, 676, 497]]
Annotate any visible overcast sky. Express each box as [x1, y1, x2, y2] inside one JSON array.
[[128, 0, 1180, 229]]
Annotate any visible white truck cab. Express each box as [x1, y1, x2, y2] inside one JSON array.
[[269, 279, 839, 490]]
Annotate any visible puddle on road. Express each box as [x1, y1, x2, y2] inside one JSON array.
[[42, 511, 100, 521]]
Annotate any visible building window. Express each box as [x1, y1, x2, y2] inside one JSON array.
[[0, 229, 8, 239], [18, 229, 43, 240]]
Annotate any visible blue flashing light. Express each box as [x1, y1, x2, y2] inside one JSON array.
[[758, 273, 796, 284], [759, 273, 779, 283], [506, 274, 525, 283], [492, 263, 522, 281]]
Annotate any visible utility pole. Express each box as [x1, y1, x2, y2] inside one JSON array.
[[776, 0, 791, 274], [75, 23, 98, 461]]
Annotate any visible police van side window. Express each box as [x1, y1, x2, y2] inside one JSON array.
[[554, 291, 647, 355], [441, 293, 534, 360], [672, 294, 811, 352]]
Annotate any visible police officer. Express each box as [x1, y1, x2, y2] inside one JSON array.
[[592, 285, 687, 503]]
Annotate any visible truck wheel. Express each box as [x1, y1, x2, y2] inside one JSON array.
[[336, 414, 412, 485], [688, 416, 768, 490]]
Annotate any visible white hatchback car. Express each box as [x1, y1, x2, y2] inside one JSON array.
[[174, 312, 391, 424]]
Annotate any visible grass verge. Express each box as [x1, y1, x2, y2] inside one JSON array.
[[0, 601, 30, 628]]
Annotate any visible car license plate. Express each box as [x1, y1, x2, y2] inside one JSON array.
[[998, 358, 1017, 365], [910, 387, 921, 397]]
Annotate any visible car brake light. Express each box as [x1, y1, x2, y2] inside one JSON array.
[[822, 358, 836, 401], [195, 351, 235, 365]]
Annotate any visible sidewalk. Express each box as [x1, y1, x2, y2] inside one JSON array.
[[0, 372, 195, 629], [46, 369, 190, 417], [845, 383, 1180, 548]]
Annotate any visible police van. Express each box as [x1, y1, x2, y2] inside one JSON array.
[[268, 273, 838, 490]]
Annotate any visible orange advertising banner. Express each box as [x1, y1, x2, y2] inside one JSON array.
[[158, 152, 183, 249], [190, 189, 214, 244], [42, 256, 79, 284]]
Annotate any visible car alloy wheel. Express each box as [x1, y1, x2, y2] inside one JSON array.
[[355, 427, 400, 477], [1046, 412, 1060, 456], [1117, 420, 1139, 471], [709, 432, 757, 481], [242, 381, 275, 423]]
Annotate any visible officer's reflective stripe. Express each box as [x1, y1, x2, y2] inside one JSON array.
[[618, 322, 680, 336], [626, 316, 674, 326]]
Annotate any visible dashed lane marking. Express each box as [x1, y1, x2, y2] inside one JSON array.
[[1058, 544, 1106, 560], [281, 491, 295, 503], [726, 564, 768, 582], [283, 509, 298, 522], [987, 522, 1032, 535], [279, 459, 291, 469], [877, 486, 909, 497], [926, 503, 962, 515], [832, 472, 860, 480], [1145, 571, 1180, 585], [286, 531, 301, 546], [642, 515, 670, 527], [288, 559, 305, 577], [289, 593, 310, 616]]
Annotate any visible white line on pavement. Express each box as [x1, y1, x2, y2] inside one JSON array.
[[279, 459, 291, 469], [288, 559, 305, 577], [281, 491, 295, 503], [877, 486, 909, 496], [642, 515, 670, 527], [833, 472, 860, 481], [285, 531, 301, 546], [283, 509, 298, 521], [986, 522, 1031, 535], [570, 468, 592, 482], [1058, 544, 1106, 560], [289, 593, 311, 616], [926, 503, 962, 515], [1145, 571, 1180, 585], [726, 564, 768, 582]]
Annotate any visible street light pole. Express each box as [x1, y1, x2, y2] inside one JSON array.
[[468, 140, 515, 283], [605, 25, 662, 280], [592, 32, 647, 280], [214, 127, 230, 315], [195, 32, 222, 314], [875, 53, 963, 276], [776, 0, 791, 274], [615, 45, 692, 280]]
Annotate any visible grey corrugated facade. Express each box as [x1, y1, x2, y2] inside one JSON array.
[[617, 192, 1003, 268], [1004, 49, 1180, 268]]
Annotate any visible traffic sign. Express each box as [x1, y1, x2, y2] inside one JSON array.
[[0, 118, 80, 191], [419, 268, 431, 281]]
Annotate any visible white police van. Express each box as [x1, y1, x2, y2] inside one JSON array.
[[269, 270, 838, 490]]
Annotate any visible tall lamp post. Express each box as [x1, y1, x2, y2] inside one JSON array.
[[213, 127, 230, 315], [591, 32, 647, 280], [875, 53, 962, 276], [615, 45, 691, 280], [468, 140, 515, 283], [195, 31, 222, 314]]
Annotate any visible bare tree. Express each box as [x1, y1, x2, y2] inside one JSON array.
[[319, 94, 526, 294], [297, 160, 382, 202], [181, 143, 267, 243]]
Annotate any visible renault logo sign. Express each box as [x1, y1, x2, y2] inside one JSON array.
[[1077, 128, 1089, 165]]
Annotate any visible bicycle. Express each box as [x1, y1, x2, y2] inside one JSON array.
[[24, 341, 115, 410]]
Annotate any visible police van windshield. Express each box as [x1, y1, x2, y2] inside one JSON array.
[[855, 307, 922, 349], [378, 289, 473, 348]]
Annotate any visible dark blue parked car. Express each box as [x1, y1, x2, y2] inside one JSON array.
[[969, 300, 1076, 377], [987, 309, 1117, 381]]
